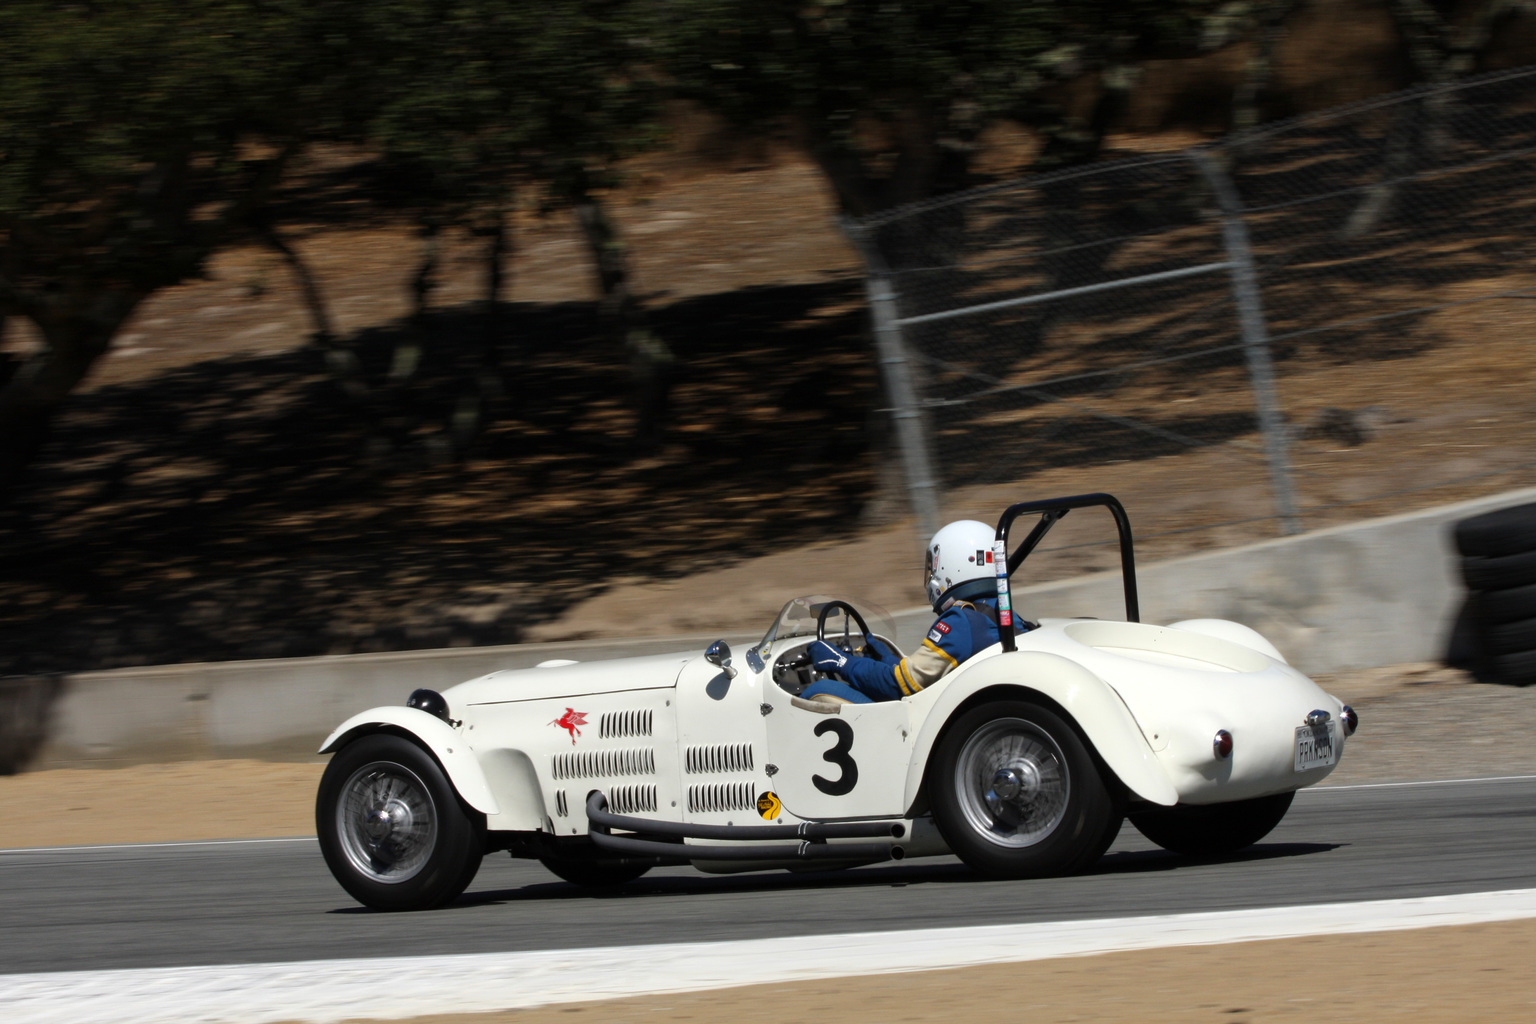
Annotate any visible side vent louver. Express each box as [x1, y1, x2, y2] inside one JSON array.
[[687, 782, 756, 814], [599, 709, 654, 739], [684, 744, 755, 774], [552, 747, 657, 780], [607, 785, 658, 815], [554, 790, 568, 817]]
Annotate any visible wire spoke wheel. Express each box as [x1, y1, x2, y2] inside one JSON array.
[[337, 762, 439, 883], [954, 718, 1070, 848], [930, 700, 1118, 879], [317, 733, 485, 910]]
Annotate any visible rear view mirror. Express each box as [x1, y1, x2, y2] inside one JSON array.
[[704, 640, 738, 680]]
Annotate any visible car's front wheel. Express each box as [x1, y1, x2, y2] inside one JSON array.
[[1128, 791, 1295, 858], [929, 700, 1121, 879], [317, 733, 485, 910]]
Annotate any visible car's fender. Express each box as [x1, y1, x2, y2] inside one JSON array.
[[1167, 619, 1288, 664], [319, 707, 501, 816], [904, 651, 1179, 808]]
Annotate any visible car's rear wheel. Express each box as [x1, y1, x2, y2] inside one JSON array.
[[1128, 791, 1294, 858], [317, 733, 485, 910], [929, 700, 1120, 879], [539, 856, 652, 887]]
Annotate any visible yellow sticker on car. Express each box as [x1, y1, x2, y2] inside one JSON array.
[[757, 791, 782, 820]]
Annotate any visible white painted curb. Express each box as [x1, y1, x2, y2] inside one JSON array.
[[6, 888, 1536, 1024]]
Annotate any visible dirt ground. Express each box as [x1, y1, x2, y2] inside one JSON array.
[[4, 661, 1532, 851], [332, 918, 1536, 1024]]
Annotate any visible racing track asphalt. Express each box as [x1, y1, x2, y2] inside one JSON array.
[[4, 776, 1534, 975]]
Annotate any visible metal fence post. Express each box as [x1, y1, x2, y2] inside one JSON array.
[[844, 220, 942, 541], [1191, 150, 1303, 536]]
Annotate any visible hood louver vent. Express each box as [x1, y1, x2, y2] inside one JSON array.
[[687, 782, 756, 814], [552, 747, 657, 780], [607, 785, 658, 815], [684, 743, 754, 774], [599, 709, 654, 739]]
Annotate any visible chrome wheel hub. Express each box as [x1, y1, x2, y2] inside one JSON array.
[[955, 718, 1070, 849], [337, 762, 438, 883]]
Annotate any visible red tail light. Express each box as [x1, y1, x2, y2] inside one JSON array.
[[1213, 729, 1234, 759]]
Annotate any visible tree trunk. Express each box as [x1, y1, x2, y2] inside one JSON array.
[[1346, 0, 1515, 238], [260, 222, 335, 344], [1231, 2, 1297, 134], [0, 291, 142, 497], [451, 207, 512, 448], [572, 186, 673, 449], [259, 222, 364, 396]]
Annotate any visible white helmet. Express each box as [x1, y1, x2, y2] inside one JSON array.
[[924, 519, 999, 610]]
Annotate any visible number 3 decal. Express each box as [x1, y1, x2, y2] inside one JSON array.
[[812, 719, 858, 795]]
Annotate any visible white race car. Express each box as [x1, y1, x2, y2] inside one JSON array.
[[316, 494, 1356, 910]]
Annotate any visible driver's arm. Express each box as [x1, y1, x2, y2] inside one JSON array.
[[809, 609, 968, 698]]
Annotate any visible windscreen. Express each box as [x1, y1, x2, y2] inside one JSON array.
[[756, 595, 898, 654]]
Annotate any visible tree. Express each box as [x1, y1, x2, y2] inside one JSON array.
[[357, 0, 666, 447], [0, 1, 375, 495], [657, 2, 1244, 215], [1344, 0, 1535, 237]]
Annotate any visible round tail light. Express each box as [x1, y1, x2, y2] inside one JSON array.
[[1213, 729, 1234, 759]]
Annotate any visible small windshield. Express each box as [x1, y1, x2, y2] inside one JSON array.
[[756, 595, 899, 657]]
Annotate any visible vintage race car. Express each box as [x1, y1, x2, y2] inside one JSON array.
[[316, 494, 1357, 910]]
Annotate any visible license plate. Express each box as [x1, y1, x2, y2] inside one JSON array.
[[1294, 724, 1336, 772]]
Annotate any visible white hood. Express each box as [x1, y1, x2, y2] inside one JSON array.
[[444, 651, 697, 705]]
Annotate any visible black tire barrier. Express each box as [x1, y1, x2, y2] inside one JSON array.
[[1475, 582, 1536, 625], [1461, 549, 1536, 591], [1452, 503, 1536, 686], [1454, 502, 1536, 558], [1488, 648, 1536, 686], [1482, 615, 1536, 657]]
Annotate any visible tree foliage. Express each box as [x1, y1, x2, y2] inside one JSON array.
[[658, 1, 1227, 214], [0, 0, 374, 488]]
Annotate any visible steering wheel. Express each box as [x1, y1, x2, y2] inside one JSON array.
[[816, 600, 884, 662]]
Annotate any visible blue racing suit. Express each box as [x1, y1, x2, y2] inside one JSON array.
[[802, 597, 1028, 704]]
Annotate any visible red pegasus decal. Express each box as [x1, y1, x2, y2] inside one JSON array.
[[550, 707, 588, 745]]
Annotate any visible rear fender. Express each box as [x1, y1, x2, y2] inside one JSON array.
[[905, 651, 1178, 808], [319, 707, 500, 816]]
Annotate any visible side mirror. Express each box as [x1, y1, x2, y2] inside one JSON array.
[[704, 639, 738, 680]]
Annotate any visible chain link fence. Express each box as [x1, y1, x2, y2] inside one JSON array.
[[848, 65, 1536, 544]]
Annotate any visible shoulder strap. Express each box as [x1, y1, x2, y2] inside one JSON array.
[[966, 601, 1000, 627]]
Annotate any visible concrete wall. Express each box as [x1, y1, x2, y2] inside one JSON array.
[[15, 487, 1531, 769]]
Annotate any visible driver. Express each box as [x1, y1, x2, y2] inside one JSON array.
[[802, 520, 1028, 704]]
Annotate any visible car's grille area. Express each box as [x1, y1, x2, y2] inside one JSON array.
[[684, 744, 754, 774], [687, 782, 756, 814], [599, 709, 654, 739], [551, 747, 657, 780], [607, 784, 658, 815]]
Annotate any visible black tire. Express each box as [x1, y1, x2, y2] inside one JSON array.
[[1487, 649, 1536, 685], [929, 700, 1120, 879], [1454, 503, 1536, 558], [1129, 791, 1294, 858], [1477, 583, 1536, 625], [317, 733, 486, 911], [539, 856, 652, 887], [1462, 550, 1536, 592], [1445, 596, 1480, 669], [1481, 615, 1536, 656]]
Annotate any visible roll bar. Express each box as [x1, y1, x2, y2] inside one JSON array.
[[993, 493, 1140, 653]]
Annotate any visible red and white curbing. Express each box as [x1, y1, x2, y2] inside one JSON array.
[[6, 887, 1536, 1024]]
